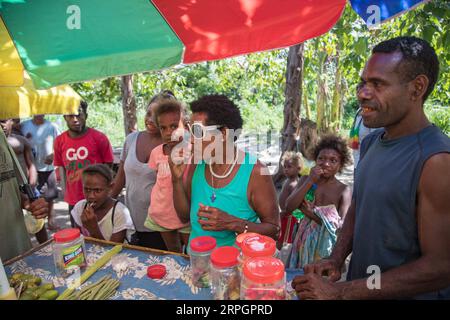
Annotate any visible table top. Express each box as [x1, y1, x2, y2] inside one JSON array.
[[4, 238, 302, 300]]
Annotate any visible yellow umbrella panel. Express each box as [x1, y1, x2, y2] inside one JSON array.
[[0, 16, 23, 87], [0, 72, 81, 119]]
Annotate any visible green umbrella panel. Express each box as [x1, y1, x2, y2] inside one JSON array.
[[1, 0, 184, 89]]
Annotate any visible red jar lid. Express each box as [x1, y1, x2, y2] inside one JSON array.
[[235, 232, 260, 248], [211, 246, 240, 268], [147, 264, 166, 279], [243, 257, 285, 284], [190, 236, 217, 253], [54, 228, 81, 243], [241, 235, 276, 258]]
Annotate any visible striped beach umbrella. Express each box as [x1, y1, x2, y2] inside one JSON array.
[[1, 0, 429, 89], [0, 0, 347, 89]]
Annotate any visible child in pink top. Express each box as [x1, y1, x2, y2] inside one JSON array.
[[144, 100, 190, 253]]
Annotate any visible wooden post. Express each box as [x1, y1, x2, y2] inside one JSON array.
[[121, 75, 137, 136]]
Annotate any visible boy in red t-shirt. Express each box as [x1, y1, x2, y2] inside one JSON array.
[[54, 102, 114, 227]]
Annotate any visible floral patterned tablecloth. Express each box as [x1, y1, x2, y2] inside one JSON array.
[[5, 240, 303, 300]]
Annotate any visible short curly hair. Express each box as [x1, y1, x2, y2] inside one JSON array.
[[281, 151, 303, 169], [190, 95, 243, 131], [372, 36, 439, 101], [313, 135, 350, 173], [82, 164, 113, 184]]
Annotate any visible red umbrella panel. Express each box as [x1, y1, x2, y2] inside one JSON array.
[[153, 0, 347, 63]]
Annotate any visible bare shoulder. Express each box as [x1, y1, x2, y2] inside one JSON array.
[[250, 159, 273, 181], [419, 153, 450, 187], [335, 179, 350, 193], [281, 177, 298, 191], [10, 134, 29, 147], [248, 160, 277, 195], [248, 159, 278, 212], [423, 152, 450, 169], [417, 153, 450, 216]]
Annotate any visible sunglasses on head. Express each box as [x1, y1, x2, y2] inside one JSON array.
[[187, 121, 223, 139]]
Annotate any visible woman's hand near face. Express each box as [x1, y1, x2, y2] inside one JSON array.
[[168, 137, 190, 182], [309, 165, 324, 184], [81, 204, 99, 233]]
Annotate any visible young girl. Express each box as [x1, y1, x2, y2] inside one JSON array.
[[144, 100, 191, 253], [285, 135, 352, 268], [71, 164, 134, 243], [277, 151, 303, 249]]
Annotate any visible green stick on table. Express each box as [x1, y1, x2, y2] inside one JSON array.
[[57, 245, 122, 300]]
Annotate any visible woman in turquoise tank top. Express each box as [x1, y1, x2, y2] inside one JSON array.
[[169, 95, 280, 248]]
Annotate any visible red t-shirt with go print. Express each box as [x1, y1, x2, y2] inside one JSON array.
[[54, 128, 114, 205]]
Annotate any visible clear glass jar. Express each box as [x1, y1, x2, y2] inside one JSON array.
[[189, 236, 217, 288], [238, 234, 277, 273], [241, 256, 286, 300], [53, 228, 87, 278], [210, 246, 240, 300]]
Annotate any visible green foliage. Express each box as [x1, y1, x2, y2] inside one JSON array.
[[72, 78, 121, 104], [342, 97, 359, 130], [425, 104, 450, 136], [302, 1, 450, 135], [240, 99, 283, 132], [87, 103, 125, 147]]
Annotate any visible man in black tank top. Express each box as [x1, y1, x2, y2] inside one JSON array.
[[292, 36, 450, 299]]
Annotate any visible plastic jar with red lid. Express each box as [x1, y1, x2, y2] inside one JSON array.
[[238, 234, 277, 273], [235, 232, 259, 250], [53, 228, 87, 277], [189, 236, 217, 288], [241, 256, 286, 300], [210, 246, 240, 300]]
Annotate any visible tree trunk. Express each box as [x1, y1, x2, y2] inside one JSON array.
[[339, 77, 347, 132], [330, 48, 344, 133], [298, 118, 318, 161], [304, 88, 312, 120], [316, 53, 328, 134], [121, 75, 137, 136], [272, 43, 304, 186], [331, 58, 341, 132]]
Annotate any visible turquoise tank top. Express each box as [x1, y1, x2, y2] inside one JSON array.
[[189, 152, 259, 248]]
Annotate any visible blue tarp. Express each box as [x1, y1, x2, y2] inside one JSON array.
[[350, 0, 429, 27]]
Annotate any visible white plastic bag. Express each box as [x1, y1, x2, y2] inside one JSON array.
[[23, 209, 45, 234]]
